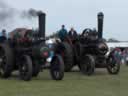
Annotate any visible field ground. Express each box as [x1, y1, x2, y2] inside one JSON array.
[[0, 65, 127, 96]]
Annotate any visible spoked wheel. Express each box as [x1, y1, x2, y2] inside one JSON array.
[[74, 42, 82, 70], [50, 55, 64, 80], [126, 60, 128, 66], [32, 60, 41, 77], [19, 55, 32, 81], [62, 42, 74, 72], [80, 55, 95, 76], [0, 44, 14, 78], [107, 55, 120, 75]]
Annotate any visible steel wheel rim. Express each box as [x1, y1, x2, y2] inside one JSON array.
[[108, 56, 118, 72], [52, 58, 60, 78], [20, 57, 29, 76], [0, 47, 6, 74]]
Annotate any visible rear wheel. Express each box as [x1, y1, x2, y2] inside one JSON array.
[[74, 42, 82, 70], [0, 43, 14, 78], [50, 55, 64, 80], [107, 55, 120, 75], [32, 60, 41, 77], [80, 55, 95, 76], [62, 42, 74, 72], [19, 55, 32, 81]]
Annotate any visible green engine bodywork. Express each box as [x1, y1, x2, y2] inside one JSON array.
[[33, 44, 50, 58], [32, 45, 50, 65]]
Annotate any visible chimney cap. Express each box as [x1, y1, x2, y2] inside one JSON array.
[[37, 11, 46, 16], [98, 12, 104, 17]]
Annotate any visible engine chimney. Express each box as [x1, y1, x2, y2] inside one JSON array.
[[38, 11, 46, 38], [97, 12, 104, 39]]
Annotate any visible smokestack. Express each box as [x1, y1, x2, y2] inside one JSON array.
[[97, 12, 104, 39], [38, 11, 46, 38]]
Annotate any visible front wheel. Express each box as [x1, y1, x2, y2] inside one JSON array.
[[19, 55, 32, 81], [0, 43, 14, 78], [107, 55, 120, 75], [50, 55, 64, 80], [126, 61, 128, 66], [80, 55, 95, 76]]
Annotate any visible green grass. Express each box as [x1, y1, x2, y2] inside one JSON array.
[[0, 65, 127, 96]]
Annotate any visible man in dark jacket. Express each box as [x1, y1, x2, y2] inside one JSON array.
[[58, 25, 68, 41], [0, 29, 7, 42], [68, 27, 78, 42]]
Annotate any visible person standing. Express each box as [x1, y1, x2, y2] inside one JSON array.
[[0, 29, 7, 42], [58, 25, 68, 41], [68, 27, 78, 41]]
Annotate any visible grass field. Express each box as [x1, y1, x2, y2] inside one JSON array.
[[0, 65, 127, 96]]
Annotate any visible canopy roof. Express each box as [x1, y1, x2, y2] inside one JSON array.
[[9, 28, 32, 39]]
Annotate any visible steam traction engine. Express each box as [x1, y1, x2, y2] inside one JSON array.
[[0, 12, 64, 81], [57, 12, 120, 75]]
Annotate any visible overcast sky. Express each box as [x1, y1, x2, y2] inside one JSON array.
[[1, 0, 128, 40]]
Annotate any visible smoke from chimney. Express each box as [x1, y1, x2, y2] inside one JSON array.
[[0, 0, 38, 21], [0, 0, 39, 31], [21, 8, 39, 19], [0, 0, 16, 23]]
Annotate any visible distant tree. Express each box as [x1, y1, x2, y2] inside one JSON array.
[[47, 32, 58, 39], [102, 38, 107, 42], [107, 38, 119, 42]]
